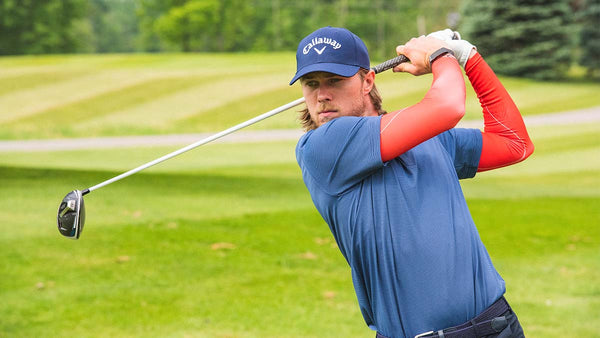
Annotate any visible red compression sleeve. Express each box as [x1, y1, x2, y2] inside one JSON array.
[[465, 53, 534, 172], [380, 56, 465, 162]]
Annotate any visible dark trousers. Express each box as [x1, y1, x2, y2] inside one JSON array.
[[376, 297, 525, 338]]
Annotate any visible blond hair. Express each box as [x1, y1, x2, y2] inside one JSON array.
[[298, 69, 386, 131]]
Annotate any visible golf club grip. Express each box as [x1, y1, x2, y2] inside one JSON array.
[[372, 55, 409, 74]]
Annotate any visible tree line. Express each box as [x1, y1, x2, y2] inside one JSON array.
[[0, 0, 598, 79]]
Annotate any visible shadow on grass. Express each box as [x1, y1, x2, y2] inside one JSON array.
[[0, 164, 307, 197]]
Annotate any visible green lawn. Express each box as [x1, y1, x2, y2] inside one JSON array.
[[1, 121, 599, 337], [0, 53, 599, 337], [1, 53, 599, 139]]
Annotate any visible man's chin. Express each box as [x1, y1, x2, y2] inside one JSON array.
[[319, 113, 337, 125]]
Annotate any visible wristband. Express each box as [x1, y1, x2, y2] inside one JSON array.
[[429, 47, 455, 66]]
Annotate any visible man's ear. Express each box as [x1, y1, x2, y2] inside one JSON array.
[[363, 70, 375, 95]]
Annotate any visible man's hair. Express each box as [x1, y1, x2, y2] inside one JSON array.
[[298, 68, 386, 131]]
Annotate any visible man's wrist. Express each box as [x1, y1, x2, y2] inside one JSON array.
[[429, 47, 455, 66], [468, 48, 477, 59]]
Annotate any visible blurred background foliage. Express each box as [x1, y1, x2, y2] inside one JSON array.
[[0, 0, 598, 79]]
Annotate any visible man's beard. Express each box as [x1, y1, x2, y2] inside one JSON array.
[[316, 95, 367, 125], [349, 96, 368, 118]]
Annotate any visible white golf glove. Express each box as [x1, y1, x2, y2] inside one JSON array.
[[427, 29, 476, 68]]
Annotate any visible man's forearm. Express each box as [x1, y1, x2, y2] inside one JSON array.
[[380, 55, 465, 162], [466, 53, 534, 171]]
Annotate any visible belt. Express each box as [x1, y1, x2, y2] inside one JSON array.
[[413, 296, 512, 338]]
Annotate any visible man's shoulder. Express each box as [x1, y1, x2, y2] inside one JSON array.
[[303, 116, 380, 140], [297, 117, 381, 155]]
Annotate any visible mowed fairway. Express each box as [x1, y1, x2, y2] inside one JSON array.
[[1, 53, 599, 140], [1, 54, 599, 337]]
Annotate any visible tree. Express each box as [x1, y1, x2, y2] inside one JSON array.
[[0, 0, 88, 55], [137, 0, 182, 52], [134, 0, 466, 57], [578, 0, 600, 77], [154, 0, 220, 52], [86, 0, 140, 53], [213, 0, 255, 52], [460, 0, 574, 80]]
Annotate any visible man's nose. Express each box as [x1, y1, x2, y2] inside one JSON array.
[[317, 84, 332, 102]]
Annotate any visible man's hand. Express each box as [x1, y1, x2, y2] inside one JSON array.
[[394, 36, 451, 76], [427, 29, 476, 68]]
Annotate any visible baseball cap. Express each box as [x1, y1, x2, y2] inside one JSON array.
[[290, 26, 370, 85]]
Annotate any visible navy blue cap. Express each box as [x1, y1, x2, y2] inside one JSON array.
[[290, 27, 370, 85]]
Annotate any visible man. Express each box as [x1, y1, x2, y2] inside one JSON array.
[[291, 26, 533, 338]]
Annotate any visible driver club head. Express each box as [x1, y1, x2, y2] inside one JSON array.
[[57, 190, 86, 239]]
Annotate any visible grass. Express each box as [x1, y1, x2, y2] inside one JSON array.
[[1, 120, 599, 337], [0, 146, 370, 337], [1, 53, 599, 139], [0, 53, 599, 336]]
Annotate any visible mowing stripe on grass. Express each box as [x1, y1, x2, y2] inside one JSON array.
[[0, 70, 158, 124], [2, 53, 600, 139], [72, 72, 292, 136], [2, 76, 214, 135], [0, 70, 94, 96], [176, 85, 301, 132], [1, 71, 294, 138], [500, 78, 600, 115], [463, 170, 600, 198]]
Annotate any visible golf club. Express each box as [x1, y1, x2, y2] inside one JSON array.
[[57, 54, 410, 239]]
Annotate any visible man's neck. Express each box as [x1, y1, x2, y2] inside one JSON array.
[[363, 101, 379, 117]]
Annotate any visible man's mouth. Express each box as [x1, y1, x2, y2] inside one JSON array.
[[318, 110, 337, 117], [315, 108, 338, 125]]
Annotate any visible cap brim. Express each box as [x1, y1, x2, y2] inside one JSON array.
[[289, 63, 361, 85]]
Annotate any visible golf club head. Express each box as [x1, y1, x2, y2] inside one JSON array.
[[57, 190, 86, 239]]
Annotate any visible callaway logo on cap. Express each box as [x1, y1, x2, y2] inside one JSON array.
[[302, 37, 342, 55], [290, 26, 370, 85]]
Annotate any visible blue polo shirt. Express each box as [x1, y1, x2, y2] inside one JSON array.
[[296, 116, 505, 337]]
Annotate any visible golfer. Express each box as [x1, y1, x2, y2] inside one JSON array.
[[291, 26, 533, 338]]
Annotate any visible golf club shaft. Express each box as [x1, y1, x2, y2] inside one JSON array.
[[83, 97, 306, 195], [82, 55, 411, 196]]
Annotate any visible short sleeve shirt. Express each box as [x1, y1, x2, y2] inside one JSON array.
[[296, 116, 505, 337]]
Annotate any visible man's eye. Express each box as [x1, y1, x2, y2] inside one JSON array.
[[306, 81, 318, 87], [329, 78, 342, 84]]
